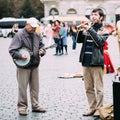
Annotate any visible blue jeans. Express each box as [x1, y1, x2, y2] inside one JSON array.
[[72, 36, 76, 50]]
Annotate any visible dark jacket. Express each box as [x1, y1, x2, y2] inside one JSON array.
[[76, 23, 109, 67], [9, 28, 45, 69]]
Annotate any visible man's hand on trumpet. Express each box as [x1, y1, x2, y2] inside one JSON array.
[[79, 21, 92, 31], [77, 21, 92, 31]]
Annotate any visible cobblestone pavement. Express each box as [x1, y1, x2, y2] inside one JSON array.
[[0, 35, 119, 120]]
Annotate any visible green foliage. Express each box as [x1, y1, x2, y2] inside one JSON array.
[[0, 0, 44, 19], [19, 0, 36, 18], [7, 0, 15, 17], [0, 0, 9, 18]]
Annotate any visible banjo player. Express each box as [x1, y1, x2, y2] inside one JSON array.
[[8, 17, 46, 115]]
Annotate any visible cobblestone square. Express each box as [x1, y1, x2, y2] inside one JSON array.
[[0, 35, 119, 120]]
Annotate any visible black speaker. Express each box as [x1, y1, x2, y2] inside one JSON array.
[[113, 76, 120, 120]]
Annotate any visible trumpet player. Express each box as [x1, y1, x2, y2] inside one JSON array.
[[76, 8, 109, 117]]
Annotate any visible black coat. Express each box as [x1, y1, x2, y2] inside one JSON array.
[[76, 23, 109, 67]]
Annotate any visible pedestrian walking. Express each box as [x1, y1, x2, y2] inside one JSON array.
[[76, 8, 109, 117], [8, 17, 46, 116]]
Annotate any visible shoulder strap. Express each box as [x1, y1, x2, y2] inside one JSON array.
[[88, 32, 99, 47]]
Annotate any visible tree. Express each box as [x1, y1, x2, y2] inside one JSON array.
[[32, 0, 44, 19], [0, 0, 9, 18], [0, 0, 44, 19], [8, 0, 15, 17], [19, 0, 36, 18]]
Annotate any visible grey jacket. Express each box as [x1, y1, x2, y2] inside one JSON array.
[[9, 28, 45, 68]]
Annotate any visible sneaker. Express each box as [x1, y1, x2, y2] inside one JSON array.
[[32, 107, 46, 113], [19, 110, 27, 116]]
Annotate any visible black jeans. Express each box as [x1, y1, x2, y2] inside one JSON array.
[[54, 38, 61, 54]]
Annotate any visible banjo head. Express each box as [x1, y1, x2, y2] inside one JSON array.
[[14, 48, 30, 67]]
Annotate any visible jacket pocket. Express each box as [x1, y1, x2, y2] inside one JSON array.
[[91, 47, 104, 65]]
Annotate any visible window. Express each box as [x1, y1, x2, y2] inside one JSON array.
[[67, 8, 77, 15], [49, 8, 59, 16]]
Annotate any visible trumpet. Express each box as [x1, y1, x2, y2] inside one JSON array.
[[77, 21, 93, 30], [77, 22, 89, 28]]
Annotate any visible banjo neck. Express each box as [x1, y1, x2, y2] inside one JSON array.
[[29, 43, 57, 56]]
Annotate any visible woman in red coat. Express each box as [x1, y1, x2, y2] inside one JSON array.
[[103, 41, 115, 73]]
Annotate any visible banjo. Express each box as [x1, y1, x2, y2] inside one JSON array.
[[14, 43, 57, 67]]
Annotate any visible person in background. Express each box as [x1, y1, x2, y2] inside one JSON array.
[[52, 20, 61, 55], [45, 23, 54, 46], [70, 24, 78, 50], [65, 22, 68, 29], [11, 23, 19, 37], [103, 41, 115, 74], [113, 20, 120, 54], [97, 28, 115, 74], [59, 22, 68, 55], [116, 67, 120, 76], [76, 8, 109, 117], [36, 23, 42, 36], [114, 67, 120, 83], [8, 17, 46, 116]]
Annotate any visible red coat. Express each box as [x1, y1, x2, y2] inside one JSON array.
[[103, 41, 115, 73]]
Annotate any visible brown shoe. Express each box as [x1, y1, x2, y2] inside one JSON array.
[[32, 107, 46, 113], [19, 110, 28, 116], [93, 110, 100, 117], [83, 110, 96, 116]]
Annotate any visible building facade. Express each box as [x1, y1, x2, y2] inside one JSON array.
[[41, 0, 120, 24]]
